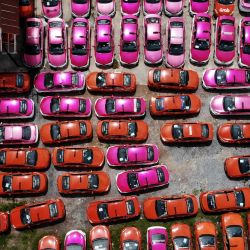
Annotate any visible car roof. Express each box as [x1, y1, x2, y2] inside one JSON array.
[[122, 22, 137, 42], [220, 24, 235, 41], [196, 21, 210, 40], [147, 23, 160, 40], [49, 27, 63, 44]]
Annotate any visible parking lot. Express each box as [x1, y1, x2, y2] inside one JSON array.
[[1, 0, 250, 249]]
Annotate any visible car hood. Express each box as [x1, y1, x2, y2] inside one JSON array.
[[120, 51, 139, 64], [191, 48, 210, 63], [72, 2, 90, 16], [145, 50, 162, 64], [216, 49, 235, 63], [190, 1, 208, 13], [24, 53, 42, 67], [48, 53, 66, 68], [95, 52, 113, 65], [122, 2, 140, 14], [97, 2, 114, 15], [165, 1, 182, 14], [166, 53, 184, 68], [144, 2, 162, 13]]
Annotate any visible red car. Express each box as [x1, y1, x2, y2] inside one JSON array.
[[38, 235, 60, 250], [90, 225, 111, 250], [10, 199, 65, 230], [120, 227, 142, 250], [200, 187, 250, 213], [225, 155, 250, 178], [0, 148, 50, 171], [0, 172, 48, 196], [87, 196, 140, 224], [171, 223, 192, 250], [0, 212, 9, 233]]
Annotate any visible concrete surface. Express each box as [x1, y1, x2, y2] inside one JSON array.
[[1, 0, 250, 246]]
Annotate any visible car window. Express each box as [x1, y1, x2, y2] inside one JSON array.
[[123, 240, 139, 250], [98, 203, 109, 220], [118, 148, 128, 163], [223, 96, 235, 111], [0, 151, 6, 164], [32, 175, 40, 190], [83, 149, 93, 164], [88, 174, 99, 190], [105, 99, 115, 114], [49, 203, 58, 217], [92, 238, 109, 250], [173, 237, 190, 248], [172, 124, 183, 139], [226, 226, 243, 238], [128, 122, 137, 137], [155, 200, 167, 217], [20, 208, 32, 225], [128, 173, 139, 189], [22, 126, 31, 140], [199, 235, 215, 247], [3, 175, 12, 192], [126, 200, 135, 215], [62, 176, 70, 190], [235, 191, 245, 207], [239, 158, 250, 174], [231, 125, 243, 140]]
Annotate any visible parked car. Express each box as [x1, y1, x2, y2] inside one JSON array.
[[143, 194, 198, 220], [225, 154, 250, 178], [71, 0, 91, 17], [42, 0, 62, 19], [161, 122, 213, 143], [57, 171, 110, 194], [214, 0, 235, 16], [90, 225, 111, 250], [116, 165, 169, 194], [210, 95, 250, 115], [214, 16, 236, 65], [23, 18, 44, 68], [38, 235, 60, 250], [0, 148, 50, 170], [64, 230, 86, 250], [190, 14, 211, 64], [164, 0, 184, 16], [87, 196, 140, 224], [106, 144, 159, 167], [19, 0, 34, 18], [0, 72, 30, 93], [47, 18, 67, 68], [144, 15, 163, 65], [203, 68, 250, 89], [194, 222, 217, 250], [86, 72, 136, 93], [0, 212, 9, 233], [150, 94, 201, 116], [96, 0, 115, 16], [200, 187, 250, 213], [10, 199, 65, 229], [239, 0, 250, 12], [239, 17, 250, 67], [40, 96, 91, 118], [189, 0, 209, 15], [120, 227, 141, 250], [52, 146, 104, 168], [221, 213, 245, 250], [121, 0, 140, 15], [40, 120, 92, 144], [171, 223, 192, 250], [70, 18, 91, 69], [166, 17, 185, 68], [147, 226, 167, 250], [0, 98, 34, 119], [0, 172, 47, 196], [95, 97, 146, 118], [34, 71, 85, 93], [148, 68, 199, 91], [0, 123, 38, 145], [217, 123, 250, 144], [96, 120, 148, 142], [120, 15, 140, 66], [94, 16, 114, 66], [143, 0, 162, 15]]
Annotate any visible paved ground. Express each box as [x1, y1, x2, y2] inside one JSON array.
[[1, 0, 250, 248]]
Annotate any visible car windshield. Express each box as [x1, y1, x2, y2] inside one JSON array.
[[122, 41, 137, 52], [215, 69, 227, 85], [128, 173, 139, 189], [155, 98, 164, 111], [126, 200, 135, 215], [24, 44, 41, 55], [79, 99, 86, 112], [152, 234, 166, 244], [62, 176, 70, 190], [123, 240, 139, 250], [20, 0, 31, 6], [96, 73, 106, 87], [72, 44, 87, 55], [194, 39, 209, 50], [106, 99, 115, 114], [226, 226, 243, 238], [146, 0, 160, 2], [207, 194, 216, 209], [96, 42, 112, 53], [231, 125, 243, 140], [98, 0, 112, 3], [174, 237, 190, 248], [155, 200, 166, 217], [88, 174, 99, 190], [156, 167, 165, 182], [169, 44, 183, 55], [51, 98, 60, 113], [98, 203, 109, 220], [219, 40, 234, 52], [172, 124, 183, 139], [51, 124, 61, 140], [49, 43, 64, 55], [218, 0, 234, 4], [235, 191, 245, 207], [43, 0, 59, 7], [16, 74, 24, 88], [146, 40, 161, 51], [147, 146, 154, 161], [102, 122, 109, 135], [202, 124, 209, 138], [79, 122, 87, 135], [32, 175, 40, 190], [92, 238, 109, 250], [153, 69, 161, 83], [243, 44, 250, 54], [20, 208, 32, 225], [118, 148, 128, 163], [239, 158, 250, 174], [83, 149, 93, 164], [186, 198, 194, 213], [0, 127, 5, 142], [22, 126, 31, 140], [199, 235, 215, 247], [223, 96, 235, 111], [128, 122, 137, 137], [180, 71, 189, 86], [124, 74, 131, 86], [180, 95, 191, 110], [0, 151, 5, 164], [66, 245, 83, 250], [49, 203, 58, 217], [73, 0, 87, 3], [44, 73, 54, 88], [3, 175, 12, 191], [19, 100, 28, 114]]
